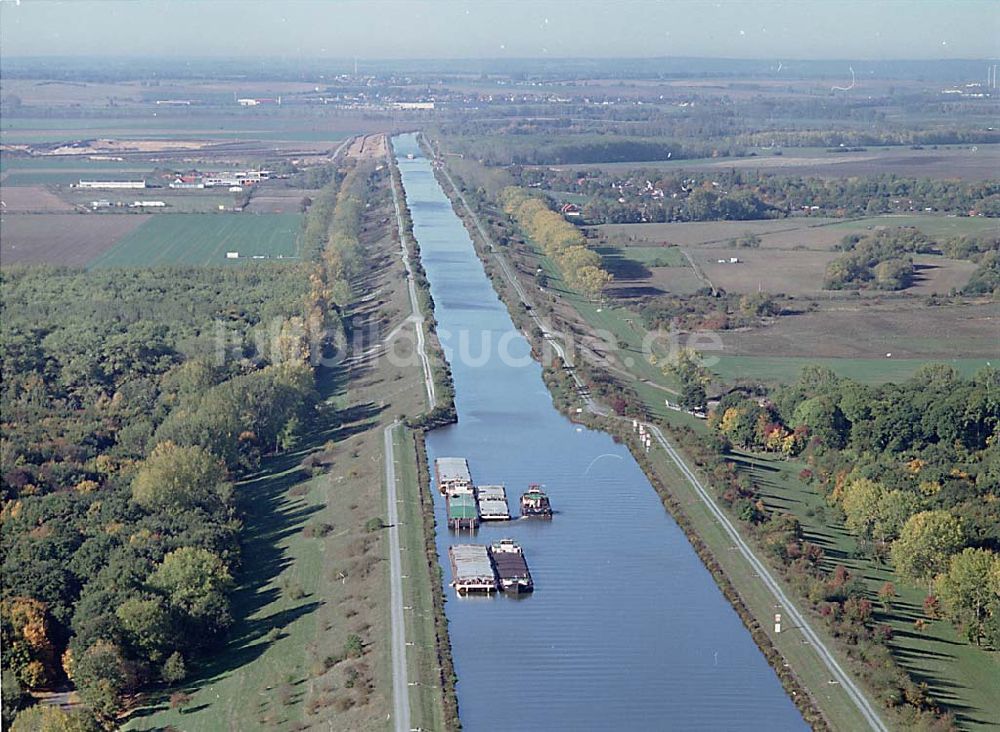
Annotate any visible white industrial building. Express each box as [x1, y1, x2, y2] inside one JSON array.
[[76, 180, 147, 190]]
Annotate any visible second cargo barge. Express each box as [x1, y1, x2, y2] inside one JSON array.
[[447, 491, 479, 530], [449, 544, 497, 593], [490, 539, 534, 594], [476, 484, 511, 521]]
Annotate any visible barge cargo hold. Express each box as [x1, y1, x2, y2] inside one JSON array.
[[436, 457, 473, 495], [449, 544, 497, 594], [490, 539, 534, 594], [476, 484, 511, 521], [520, 485, 553, 518], [447, 492, 479, 531]]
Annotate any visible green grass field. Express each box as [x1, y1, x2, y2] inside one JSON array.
[[541, 189, 589, 205], [1, 170, 152, 186], [65, 190, 239, 214], [1, 155, 150, 172], [88, 213, 302, 267], [827, 215, 1000, 239], [709, 355, 995, 385]]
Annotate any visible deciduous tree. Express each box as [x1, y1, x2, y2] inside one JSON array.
[[934, 548, 1000, 646], [891, 511, 964, 590], [148, 547, 234, 635]]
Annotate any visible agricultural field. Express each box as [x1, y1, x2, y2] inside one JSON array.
[[600, 244, 686, 267], [551, 144, 1000, 180], [0, 153, 152, 174], [88, 212, 303, 268], [592, 214, 999, 252], [695, 248, 976, 296], [0, 185, 76, 212], [592, 214, 990, 297], [720, 300, 999, 359], [0, 78, 321, 107], [246, 190, 312, 214], [708, 144, 1000, 181], [1, 169, 156, 187], [62, 187, 239, 213], [535, 216, 996, 384], [596, 239, 976, 299], [826, 214, 1000, 239], [1, 113, 368, 144], [596, 243, 703, 297], [0, 212, 149, 266], [698, 247, 839, 295], [709, 354, 995, 384]]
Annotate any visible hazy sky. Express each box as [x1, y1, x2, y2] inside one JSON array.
[[1, 0, 997, 60]]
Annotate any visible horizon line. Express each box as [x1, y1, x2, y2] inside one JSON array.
[[2, 54, 998, 63]]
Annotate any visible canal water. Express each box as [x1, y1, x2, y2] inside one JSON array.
[[392, 133, 807, 731]]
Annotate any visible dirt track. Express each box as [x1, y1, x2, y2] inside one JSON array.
[[345, 134, 388, 161]]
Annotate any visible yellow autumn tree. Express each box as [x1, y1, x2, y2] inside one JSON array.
[[500, 186, 613, 297], [2, 597, 58, 688]]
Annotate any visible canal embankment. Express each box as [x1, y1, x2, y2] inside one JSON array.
[[395, 131, 808, 732]]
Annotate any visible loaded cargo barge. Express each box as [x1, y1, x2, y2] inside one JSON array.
[[437, 457, 480, 530], [449, 544, 497, 594], [490, 539, 534, 594], [476, 484, 511, 521], [447, 491, 479, 530], [435, 457, 472, 494]]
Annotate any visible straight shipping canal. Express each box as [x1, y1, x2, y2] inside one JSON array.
[[392, 132, 808, 731]]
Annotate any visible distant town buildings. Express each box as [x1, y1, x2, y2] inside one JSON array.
[[391, 101, 434, 110], [168, 170, 270, 189]]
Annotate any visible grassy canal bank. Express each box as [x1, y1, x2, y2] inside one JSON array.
[[127, 151, 456, 731]]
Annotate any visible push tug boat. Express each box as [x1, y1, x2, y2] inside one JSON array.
[[520, 484, 552, 518]]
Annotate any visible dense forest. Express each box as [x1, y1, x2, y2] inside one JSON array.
[[0, 162, 372, 727], [0, 265, 316, 724]]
